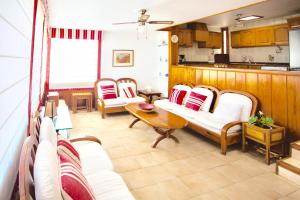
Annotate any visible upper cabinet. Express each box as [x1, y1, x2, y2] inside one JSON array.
[[194, 30, 209, 42], [231, 24, 289, 48], [173, 29, 193, 47], [206, 32, 222, 48]]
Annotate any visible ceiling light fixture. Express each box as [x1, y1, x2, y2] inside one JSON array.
[[238, 15, 263, 21]]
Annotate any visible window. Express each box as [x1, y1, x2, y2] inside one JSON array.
[[49, 38, 98, 89]]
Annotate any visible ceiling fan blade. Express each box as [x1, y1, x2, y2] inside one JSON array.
[[112, 22, 138, 25], [148, 21, 174, 25]]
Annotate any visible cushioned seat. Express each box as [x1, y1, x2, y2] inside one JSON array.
[[125, 96, 146, 104], [85, 170, 135, 200], [154, 99, 178, 111], [102, 97, 127, 108], [72, 141, 114, 174]]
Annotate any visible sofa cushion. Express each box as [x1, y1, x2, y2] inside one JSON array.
[[169, 89, 187, 105], [60, 159, 96, 200], [39, 117, 57, 147], [154, 99, 179, 111], [172, 85, 192, 104], [192, 112, 241, 135], [57, 137, 81, 168], [85, 171, 135, 200], [101, 85, 117, 100], [190, 87, 214, 112], [170, 105, 200, 121], [218, 93, 253, 122], [100, 97, 127, 108], [97, 80, 118, 98], [123, 87, 136, 98], [34, 141, 62, 200], [118, 82, 137, 98], [72, 141, 113, 174], [125, 96, 145, 104], [59, 152, 81, 169], [213, 103, 242, 122], [185, 91, 207, 111]]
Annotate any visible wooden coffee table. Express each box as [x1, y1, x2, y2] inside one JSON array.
[[125, 103, 187, 148]]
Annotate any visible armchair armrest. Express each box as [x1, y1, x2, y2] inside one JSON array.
[[221, 121, 243, 137], [70, 136, 102, 145]]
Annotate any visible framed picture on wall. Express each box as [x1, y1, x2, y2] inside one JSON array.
[[112, 50, 134, 67]]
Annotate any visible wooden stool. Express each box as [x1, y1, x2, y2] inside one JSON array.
[[72, 92, 93, 113]]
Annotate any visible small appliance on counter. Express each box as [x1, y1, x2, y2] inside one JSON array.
[[178, 55, 185, 64], [214, 54, 229, 68]]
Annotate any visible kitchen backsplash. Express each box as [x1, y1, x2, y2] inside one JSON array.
[[179, 43, 221, 62], [230, 46, 289, 63]]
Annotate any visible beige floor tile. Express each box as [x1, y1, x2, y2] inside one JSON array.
[[131, 184, 171, 200], [112, 156, 141, 173], [69, 111, 300, 200], [135, 153, 160, 167], [288, 189, 300, 199], [179, 168, 234, 195]]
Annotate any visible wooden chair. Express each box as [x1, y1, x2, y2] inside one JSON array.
[[95, 78, 126, 118], [188, 89, 258, 154], [19, 136, 38, 200]]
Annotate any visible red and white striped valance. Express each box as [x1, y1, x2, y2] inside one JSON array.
[[50, 28, 102, 40]]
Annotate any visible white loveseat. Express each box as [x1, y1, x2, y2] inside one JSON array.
[[19, 117, 135, 200], [154, 85, 258, 154], [95, 78, 145, 118]]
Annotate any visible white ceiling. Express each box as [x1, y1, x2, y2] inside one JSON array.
[[47, 0, 266, 31], [198, 0, 300, 27]]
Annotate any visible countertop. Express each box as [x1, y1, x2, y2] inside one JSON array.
[[180, 61, 289, 67]]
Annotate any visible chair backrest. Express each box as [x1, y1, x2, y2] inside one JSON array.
[[116, 78, 138, 97], [30, 110, 42, 142], [192, 85, 219, 112], [19, 136, 38, 200], [94, 78, 118, 99], [214, 90, 258, 122]]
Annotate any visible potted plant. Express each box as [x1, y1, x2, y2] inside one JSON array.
[[242, 111, 286, 164], [248, 111, 274, 129]]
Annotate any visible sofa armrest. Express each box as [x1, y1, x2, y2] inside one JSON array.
[[97, 98, 105, 106], [221, 121, 242, 136], [70, 136, 102, 145]]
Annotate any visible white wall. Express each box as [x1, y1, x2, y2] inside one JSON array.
[[0, 0, 45, 199], [229, 16, 291, 63], [0, 0, 33, 199], [179, 44, 221, 62], [101, 31, 168, 93]]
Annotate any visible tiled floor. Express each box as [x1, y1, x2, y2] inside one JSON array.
[[69, 111, 300, 200]]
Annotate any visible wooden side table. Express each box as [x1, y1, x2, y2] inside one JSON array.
[[47, 92, 59, 106], [138, 90, 162, 103], [72, 92, 93, 113], [242, 123, 286, 165]]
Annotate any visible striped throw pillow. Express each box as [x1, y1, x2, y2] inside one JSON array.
[[100, 84, 117, 99], [169, 89, 187, 105], [123, 87, 136, 98], [60, 158, 96, 200], [57, 138, 81, 168], [185, 91, 208, 111]]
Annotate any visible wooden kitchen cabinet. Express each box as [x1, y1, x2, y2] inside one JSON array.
[[255, 27, 274, 46], [231, 31, 241, 48], [274, 25, 289, 45], [240, 30, 255, 47], [231, 24, 289, 48], [175, 29, 193, 47], [206, 32, 221, 48], [194, 30, 209, 42]]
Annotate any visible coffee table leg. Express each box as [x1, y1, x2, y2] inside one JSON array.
[[129, 118, 140, 128], [152, 128, 179, 148]]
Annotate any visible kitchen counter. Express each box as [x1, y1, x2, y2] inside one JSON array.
[[180, 61, 289, 67]]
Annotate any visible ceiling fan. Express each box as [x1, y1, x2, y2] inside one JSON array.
[[112, 9, 174, 26]]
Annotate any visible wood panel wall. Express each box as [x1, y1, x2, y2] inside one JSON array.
[[170, 66, 300, 141]]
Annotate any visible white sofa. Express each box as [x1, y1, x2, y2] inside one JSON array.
[[95, 78, 145, 118], [19, 117, 135, 200], [154, 85, 258, 154]]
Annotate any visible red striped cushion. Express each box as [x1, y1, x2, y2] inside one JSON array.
[[100, 84, 117, 99], [57, 138, 80, 167], [59, 150, 81, 169], [123, 87, 136, 98], [185, 92, 207, 111], [169, 89, 187, 105], [60, 160, 96, 200]]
